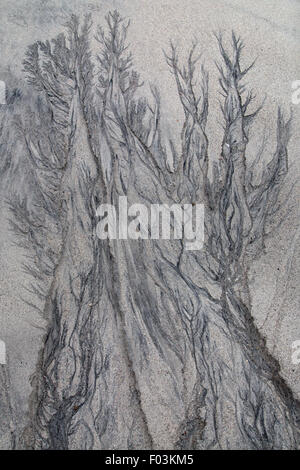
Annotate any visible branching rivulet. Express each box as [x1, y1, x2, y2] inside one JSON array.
[[7, 11, 300, 449]]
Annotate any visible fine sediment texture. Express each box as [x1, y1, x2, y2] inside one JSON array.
[[0, 5, 299, 450]]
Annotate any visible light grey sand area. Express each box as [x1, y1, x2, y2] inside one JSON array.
[[0, 0, 300, 450]]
